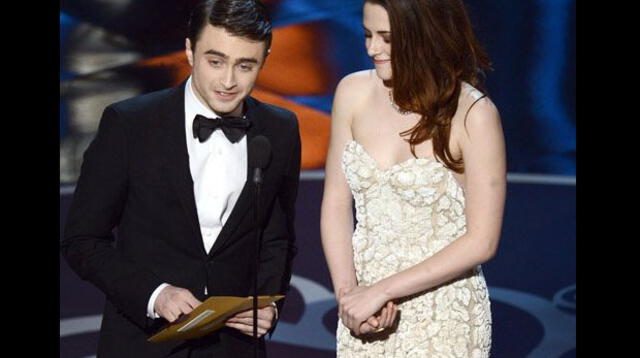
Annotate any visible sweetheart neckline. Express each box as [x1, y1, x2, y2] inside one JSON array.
[[345, 139, 443, 172], [343, 140, 465, 193]]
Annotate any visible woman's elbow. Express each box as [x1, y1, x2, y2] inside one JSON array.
[[480, 237, 500, 263]]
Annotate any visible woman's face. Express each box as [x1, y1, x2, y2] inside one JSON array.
[[363, 2, 392, 81]]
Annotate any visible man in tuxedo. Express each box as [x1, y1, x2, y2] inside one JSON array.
[[61, 0, 300, 357]]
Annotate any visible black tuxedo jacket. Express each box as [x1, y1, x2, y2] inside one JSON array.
[[61, 81, 300, 358]]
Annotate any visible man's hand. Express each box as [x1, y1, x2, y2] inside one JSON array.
[[154, 285, 202, 322], [225, 305, 276, 337]]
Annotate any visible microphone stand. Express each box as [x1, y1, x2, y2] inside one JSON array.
[[248, 135, 270, 358], [252, 166, 263, 358]]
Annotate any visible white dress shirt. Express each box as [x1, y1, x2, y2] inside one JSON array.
[[146, 76, 247, 318]]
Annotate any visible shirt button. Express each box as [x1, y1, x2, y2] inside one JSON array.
[[217, 149, 222, 155]]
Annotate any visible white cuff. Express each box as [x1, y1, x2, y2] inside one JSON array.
[[271, 301, 278, 320], [147, 283, 170, 319]]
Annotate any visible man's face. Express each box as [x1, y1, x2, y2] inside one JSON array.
[[186, 25, 267, 117]]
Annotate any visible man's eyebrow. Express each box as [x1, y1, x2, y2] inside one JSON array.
[[203, 50, 258, 64], [236, 57, 259, 64], [203, 49, 228, 58]]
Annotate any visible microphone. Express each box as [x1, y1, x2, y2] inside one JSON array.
[[248, 135, 271, 358], [249, 135, 272, 186]]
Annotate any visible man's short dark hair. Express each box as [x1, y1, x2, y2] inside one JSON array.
[[187, 0, 272, 55]]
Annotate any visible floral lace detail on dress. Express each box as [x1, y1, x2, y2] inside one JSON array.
[[337, 140, 492, 358]]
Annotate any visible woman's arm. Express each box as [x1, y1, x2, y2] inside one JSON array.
[[320, 75, 360, 299]]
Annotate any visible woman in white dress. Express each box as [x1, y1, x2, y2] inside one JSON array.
[[320, 0, 507, 356]]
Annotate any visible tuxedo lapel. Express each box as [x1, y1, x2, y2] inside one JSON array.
[[157, 89, 267, 258], [208, 96, 266, 257], [159, 81, 207, 257]]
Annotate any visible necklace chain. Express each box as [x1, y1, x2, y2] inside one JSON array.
[[388, 90, 411, 115]]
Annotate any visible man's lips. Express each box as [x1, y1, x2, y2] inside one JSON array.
[[215, 91, 238, 100]]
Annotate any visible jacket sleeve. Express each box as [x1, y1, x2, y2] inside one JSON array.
[[257, 115, 301, 334], [60, 105, 163, 329]]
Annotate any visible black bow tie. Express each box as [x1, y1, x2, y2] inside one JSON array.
[[192, 114, 251, 143]]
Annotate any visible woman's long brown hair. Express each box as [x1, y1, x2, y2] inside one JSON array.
[[366, 0, 491, 173]]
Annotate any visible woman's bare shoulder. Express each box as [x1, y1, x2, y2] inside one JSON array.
[[454, 82, 499, 127], [335, 69, 377, 100]]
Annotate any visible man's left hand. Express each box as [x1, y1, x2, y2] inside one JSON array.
[[225, 305, 276, 337]]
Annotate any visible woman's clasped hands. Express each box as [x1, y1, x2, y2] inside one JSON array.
[[338, 285, 398, 336]]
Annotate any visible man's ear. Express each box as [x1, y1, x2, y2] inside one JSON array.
[[185, 38, 194, 67], [260, 48, 271, 68]]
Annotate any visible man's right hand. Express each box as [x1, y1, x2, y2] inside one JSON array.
[[154, 285, 202, 322]]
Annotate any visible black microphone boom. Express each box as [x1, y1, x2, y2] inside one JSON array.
[[248, 135, 271, 358]]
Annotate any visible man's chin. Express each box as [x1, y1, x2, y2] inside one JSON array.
[[210, 101, 243, 116]]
